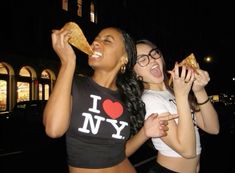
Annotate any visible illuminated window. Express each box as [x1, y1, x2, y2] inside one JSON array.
[[19, 67, 31, 77], [0, 63, 9, 111], [39, 83, 49, 100], [77, 0, 82, 17], [17, 82, 30, 102], [62, 0, 68, 11], [0, 80, 7, 111], [41, 70, 50, 79], [39, 70, 55, 100], [90, 0, 95, 22], [44, 84, 49, 100], [0, 63, 8, 74], [39, 84, 43, 100], [17, 67, 32, 102]]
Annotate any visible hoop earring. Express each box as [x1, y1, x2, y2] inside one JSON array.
[[137, 75, 143, 81], [120, 64, 126, 74]]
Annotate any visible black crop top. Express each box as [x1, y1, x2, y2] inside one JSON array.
[[66, 75, 131, 168]]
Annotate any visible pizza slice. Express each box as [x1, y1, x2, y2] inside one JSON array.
[[62, 22, 93, 55], [168, 53, 199, 85], [178, 53, 199, 71]]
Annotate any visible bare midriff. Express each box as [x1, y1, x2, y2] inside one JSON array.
[[69, 158, 137, 173], [157, 152, 200, 173]]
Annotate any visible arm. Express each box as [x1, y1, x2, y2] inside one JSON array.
[[164, 64, 197, 158], [125, 113, 172, 157], [192, 69, 220, 134], [125, 126, 149, 157], [43, 29, 77, 138]]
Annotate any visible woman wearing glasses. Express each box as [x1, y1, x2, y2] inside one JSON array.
[[134, 39, 219, 173]]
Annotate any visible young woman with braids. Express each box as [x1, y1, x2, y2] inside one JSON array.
[[43, 26, 175, 173], [134, 39, 219, 173]]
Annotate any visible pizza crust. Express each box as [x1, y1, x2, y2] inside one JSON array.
[[62, 22, 93, 55]]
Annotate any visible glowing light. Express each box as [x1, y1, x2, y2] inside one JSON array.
[[204, 56, 213, 63]]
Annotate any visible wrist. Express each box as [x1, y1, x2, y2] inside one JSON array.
[[197, 97, 210, 105], [142, 126, 151, 140]]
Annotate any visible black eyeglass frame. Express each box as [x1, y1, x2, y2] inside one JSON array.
[[137, 48, 162, 67]]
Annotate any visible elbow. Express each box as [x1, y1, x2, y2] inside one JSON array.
[[207, 125, 220, 135], [43, 113, 66, 138], [210, 128, 220, 135], [44, 125, 65, 138]]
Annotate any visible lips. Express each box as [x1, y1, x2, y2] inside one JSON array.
[[90, 51, 102, 59]]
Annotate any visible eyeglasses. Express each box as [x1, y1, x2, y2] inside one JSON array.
[[137, 48, 161, 67]]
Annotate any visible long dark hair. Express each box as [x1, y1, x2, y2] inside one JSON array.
[[114, 28, 146, 135], [136, 39, 198, 112]]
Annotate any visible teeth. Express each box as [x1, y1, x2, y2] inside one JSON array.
[[151, 65, 158, 69], [92, 51, 102, 57], [92, 54, 100, 58]]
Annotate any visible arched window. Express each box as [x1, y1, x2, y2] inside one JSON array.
[[0, 62, 14, 111], [0, 63, 8, 111], [17, 66, 36, 102], [39, 69, 56, 100]]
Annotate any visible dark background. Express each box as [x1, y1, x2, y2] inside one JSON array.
[[96, 0, 235, 94], [0, 0, 234, 94], [0, 1, 234, 172]]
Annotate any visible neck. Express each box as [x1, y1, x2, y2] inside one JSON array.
[[92, 72, 118, 91], [145, 82, 166, 91]]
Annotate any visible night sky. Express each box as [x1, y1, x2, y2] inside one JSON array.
[[100, 0, 234, 94], [0, 0, 234, 94]]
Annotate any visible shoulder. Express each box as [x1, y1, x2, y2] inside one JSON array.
[[142, 90, 166, 103], [73, 74, 89, 83], [72, 74, 91, 91], [142, 90, 172, 118]]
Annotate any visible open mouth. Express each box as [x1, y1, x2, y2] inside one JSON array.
[[90, 51, 102, 59], [150, 64, 162, 77]]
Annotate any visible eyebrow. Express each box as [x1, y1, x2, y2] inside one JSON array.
[[138, 49, 153, 56]]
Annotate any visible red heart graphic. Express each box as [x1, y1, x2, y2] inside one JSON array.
[[102, 99, 123, 119]]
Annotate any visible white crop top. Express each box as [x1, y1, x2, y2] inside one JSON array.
[[142, 89, 201, 157]]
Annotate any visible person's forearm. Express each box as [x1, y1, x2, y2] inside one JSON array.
[[43, 61, 75, 138], [194, 89, 220, 134], [175, 95, 196, 158], [125, 127, 149, 157]]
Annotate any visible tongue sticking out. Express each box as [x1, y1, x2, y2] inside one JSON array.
[[150, 67, 162, 78]]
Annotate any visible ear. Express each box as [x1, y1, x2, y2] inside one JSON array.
[[121, 54, 128, 64]]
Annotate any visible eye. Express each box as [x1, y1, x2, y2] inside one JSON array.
[[137, 55, 146, 61], [104, 39, 111, 43], [150, 49, 161, 59], [150, 50, 158, 56], [102, 36, 113, 44], [138, 56, 149, 64]]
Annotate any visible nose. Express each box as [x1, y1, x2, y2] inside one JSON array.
[[91, 40, 100, 49]]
